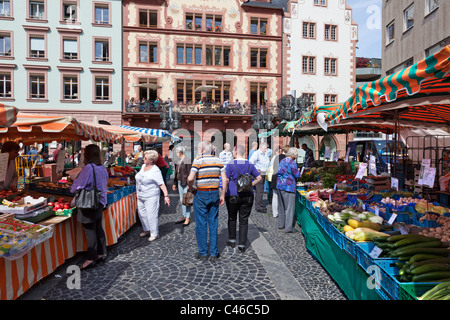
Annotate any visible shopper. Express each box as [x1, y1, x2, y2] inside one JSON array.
[[222, 145, 261, 252], [0, 141, 20, 191], [276, 148, 301, 233], [301, 143, 315, 168], [219, 143, 234, 169], [269, 145, 289, 218], [249, 142, 270, 213], [135, 150, 170, 242], [187, 141, 226, 261], [70, 144, 109, 270], [248, 141, 258, 160], [172, 146, 192, 226]]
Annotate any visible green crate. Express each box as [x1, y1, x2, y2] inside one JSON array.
[[400, 282, 441, 300], [53, 207, 77, 217]]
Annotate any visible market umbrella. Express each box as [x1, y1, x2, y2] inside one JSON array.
[[119, 125, 182, 143], [0, 113, 122, 145], [85, 122, 160, 144], [0, 104, 18, 128], [133, 83, 162, 90], [195, 85, 218, 92]]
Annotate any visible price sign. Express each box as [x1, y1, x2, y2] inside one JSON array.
[[110, 167, 115, 176], [355, 163, 368, 180], [374, 206, 380, 216], [333, 151, 340, 162], [391, 177, 399, 191], [324, 146, 331, 159], [369, 160, 377, 176], [300, 166, 305, 176], [0, 153, 9, 182], [422, 167, 436, 188], [388, 213, 398, 225], [329, 194, 332, 203], [370, 246, 383, 259]]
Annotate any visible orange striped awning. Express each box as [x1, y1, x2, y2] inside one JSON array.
[[0, 104, 18, 128], [0, 113, 122, 145], [81, 122, 159, 144]]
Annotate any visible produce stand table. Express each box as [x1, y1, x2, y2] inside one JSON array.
[[0, 192, 137, 300], [295, 191, 383, 300]]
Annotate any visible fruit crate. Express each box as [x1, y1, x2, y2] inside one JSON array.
[[355, 241, 399, 274], [412, 212, 441, 228], [338, 230, 357, 258], [16, 206, 54, 224], [326, 222, 344, 248], [53, 206, 77, 217], [374, 259, 439, 300]]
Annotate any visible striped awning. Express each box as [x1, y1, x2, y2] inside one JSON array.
[[0, 104, 18, 128], [0, 113, 122, 144], [119, 125, 182, 143], [288, 45, 450, 132], [83, 123, 160, 144]]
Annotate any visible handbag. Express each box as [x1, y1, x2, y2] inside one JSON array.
[[182, 191, 194, 207], [74, 164, 102, 210]]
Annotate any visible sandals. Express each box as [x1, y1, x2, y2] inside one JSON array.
[[175, 218, 186, 224]]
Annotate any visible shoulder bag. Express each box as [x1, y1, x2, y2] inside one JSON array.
[[182, 191, 194, 207], [232, 161, 254, 193], [74, 164, 102, 210]]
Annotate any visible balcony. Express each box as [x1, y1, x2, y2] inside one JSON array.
[[123, 100, 281, 117]]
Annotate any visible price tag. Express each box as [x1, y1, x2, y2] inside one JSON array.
[[333, 151, 340, 162], [300, 166, 305, 176], [399, 225, 409, 235], [388, 213, 397, 225], [334, 183, 337, 191], [329, 194, 332, 203], [324, 146, 331, 159], [422, 167, 436, 188], [375, 206, 380, 216], [110, 167, 115, 176], [370, 246, 383, 259], [355, 163, 368, 180], [391, 177, 399, 191], [362, 203, 366, 210], [369, 160, 377, 176]]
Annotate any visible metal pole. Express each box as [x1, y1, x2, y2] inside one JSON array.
[[393, 110, 398, 178]]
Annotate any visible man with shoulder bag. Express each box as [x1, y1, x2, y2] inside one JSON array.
[[221, 145, 262, 253]]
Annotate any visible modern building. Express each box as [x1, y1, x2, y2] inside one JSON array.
[[122, 0, 288, 157], [382, 0, 450, 76], [0, 0, 123, 126], [284, 0, 358, 161]]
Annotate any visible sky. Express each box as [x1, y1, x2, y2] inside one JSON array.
[[346, 0, 382, 59]]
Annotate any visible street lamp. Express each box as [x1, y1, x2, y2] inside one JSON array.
[[277, 92, 313, 122], [160, 102, 181, 131], [252, 106, 274, 131]]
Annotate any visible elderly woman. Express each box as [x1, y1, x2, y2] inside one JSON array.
[[172, 146, 192, 226], [276, 147, 301, 233], [136, 150, 170, 241]]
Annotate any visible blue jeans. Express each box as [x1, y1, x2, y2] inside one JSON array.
[[178, 181, 191, 219], [193, 190, 220, 257]]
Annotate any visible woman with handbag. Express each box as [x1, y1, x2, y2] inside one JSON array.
[[70, 144, 109, 270], [136, 150, 170, 241], [172, 146, 192, 226]]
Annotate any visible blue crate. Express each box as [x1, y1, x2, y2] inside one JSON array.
[[356, 242, 398, 274], [412, 212, 441, 228], [327, 223, 344, 248], [107, 192, 116, 204]]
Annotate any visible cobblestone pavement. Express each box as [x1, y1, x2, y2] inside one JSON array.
[[20, 190, 347, 301]]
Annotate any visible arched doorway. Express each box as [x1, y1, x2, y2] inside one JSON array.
[[319, 135, 338, 160], [293, 136, 315, 163]]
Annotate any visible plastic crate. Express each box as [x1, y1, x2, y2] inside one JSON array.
[[338, 231, 357, 258], [399, 282, 442, 300], [412, 212, 441, 228], [356, 242, 398, 273], [327, 223, 344, 248]]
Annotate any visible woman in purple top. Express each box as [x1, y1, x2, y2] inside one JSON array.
[[71, 144, 109, 270], [221, 145, 261, 252], [276, 147, 301, 233]]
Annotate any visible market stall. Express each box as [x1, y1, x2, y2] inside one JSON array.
[[0, 114, 144, 300], [289, 46, 450, 300], [0, 104, 18, 128]]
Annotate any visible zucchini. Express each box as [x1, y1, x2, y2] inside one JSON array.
[[399, 255, 414, 261], [410, 258, 450, 269], [391, 247, 450, 257], [395, 262, 405, 269], [387, 234, 431, 242], [392, 236, 438, 248], [392, 240, 444, 254], [373, 236, 389, 242], [409, 254, 447, 263], [419, 281, 450, 300], [411, 264, 450, 275], [412, 271, 450, 282]]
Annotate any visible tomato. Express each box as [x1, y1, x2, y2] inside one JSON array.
[[64, 203, 71, 209], [59, 198, 66, 203], [48, 202, 54, 207]]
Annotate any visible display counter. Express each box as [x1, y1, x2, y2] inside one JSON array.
[[0, 192, 137, 300]]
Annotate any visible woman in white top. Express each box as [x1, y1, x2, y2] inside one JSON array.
[[135, 150, 170, 241]]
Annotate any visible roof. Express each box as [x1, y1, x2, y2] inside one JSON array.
[[241, 0, 289, 11]]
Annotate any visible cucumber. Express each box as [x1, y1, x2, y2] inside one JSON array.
[[410, 258, 450, 269], [412, 271, 450, 282], [411, 264, 450, 275], [409, 254, 447, 263], [395, 262, 405, 269], [373, 236, 389, 242], [399, 255, 414, 261], [392, 247, 450, 257], [392, 240, 444, 254], [387, 234, 431, 243], [392, 236, 439, 248]]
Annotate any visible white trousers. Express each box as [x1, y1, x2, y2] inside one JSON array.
[[137, 195, 160, 236], [272, 189, 279, 217]]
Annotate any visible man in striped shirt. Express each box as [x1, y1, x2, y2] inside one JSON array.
[[187, 141, 226, 261]]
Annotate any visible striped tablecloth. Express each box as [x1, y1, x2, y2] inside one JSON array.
[[0, 192, 137, 300]]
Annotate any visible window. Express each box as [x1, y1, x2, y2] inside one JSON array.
[[426, 0, 439, 15], [29, 1, 45, 19], [205, 80, 230, 103], [0, 34, 11, 56], [205, 45, 230, 66], [324, 94, 337, 105], [0, 0, 11, 17], [30, 36, 45, 58], [63, 1, 78, 22], [314, 0, 327, 6], [302, 93, 315, 106], [302, 56, 315, 74], [63, 38, 77, 60], [325, 25, 337, 40], [94, 4, 109, 24], [302, 22, 315, 39], [0, 72, 11, 98], [95, 39, 109, 61], [186, 13, 202, 31], [206, 15, 222, 32], [139, 42, 157, 63], [95, 77, 109, 100], [324, 57, 337, 76], [139, 9, 157, 27], [30, 74, 45, 99], [250, 82, 267, 106], [250, 48, 267, 68], [404, 57, 414, 68], [250, 18, 267, 35], [195, 46, 202, 65], [404, 4, 414, 31], [386, 21, 395, 44], [63, 75, 78, 100], [138, 78, 158, 101], [176, 79, 202, 103]]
